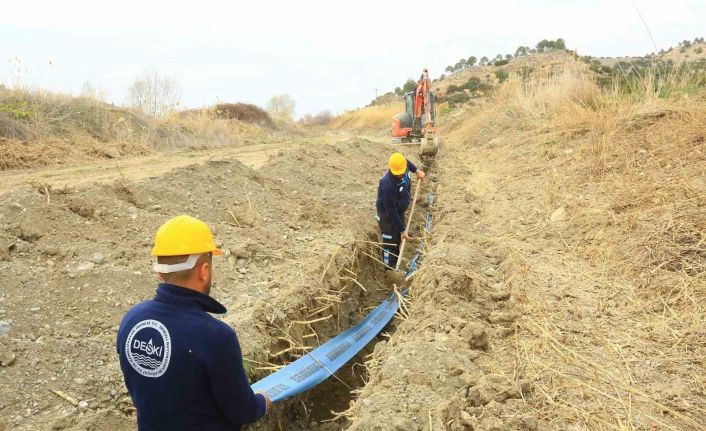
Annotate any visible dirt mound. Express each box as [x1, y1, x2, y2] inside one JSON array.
[[0, 137, 422, 430]]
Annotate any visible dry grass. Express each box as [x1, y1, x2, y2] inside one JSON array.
[[0, 87, 275, 170], [449, 62, 706, 429], [331, 103, 403, 131], [484, 63, 706, 279]]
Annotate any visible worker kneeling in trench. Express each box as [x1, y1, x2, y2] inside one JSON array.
[[117, 215, 271, 430], [376, 152, 425, 270]]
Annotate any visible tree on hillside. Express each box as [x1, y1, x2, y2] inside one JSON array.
[[480, 56, 489, 66], [536, 38, 567, 52], [300, 110, 332, 126], [267, 94, 296, 120], [127, 66, 182, 117], [505, 54, 512, 60], [455, 58, 467, 71], [445, 65, 454, 74], [467, 56, 477, 67], [395, 79, 417, 95], [402, 79, 416, 93], [515, 46, 530, 57]]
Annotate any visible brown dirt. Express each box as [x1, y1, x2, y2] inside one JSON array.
[[2, 64, 704, 431], [0, 134, 426, 430], [0, 141, 286, 196], [341, 80, 706, 429]]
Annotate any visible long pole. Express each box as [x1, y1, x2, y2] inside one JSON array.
[[395, 178, 422, 270]]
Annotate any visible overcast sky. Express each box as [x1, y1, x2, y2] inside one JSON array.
[[1, 0, 704, 117]]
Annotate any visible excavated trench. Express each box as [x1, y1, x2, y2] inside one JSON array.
[[248, 156, 438, 431], [247, 241, 394, 430]]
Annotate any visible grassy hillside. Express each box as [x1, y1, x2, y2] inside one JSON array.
[[330, 103, 403, 132], [0, 87, 270, 170], [447, 63, 705, 427], [436, 50, 574, 95], [346, 58, 705, 430]]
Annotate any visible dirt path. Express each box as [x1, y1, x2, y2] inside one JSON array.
[[0, 142, 285, 196]]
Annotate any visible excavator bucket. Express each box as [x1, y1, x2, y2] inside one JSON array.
[[420, 134, 439, 156]]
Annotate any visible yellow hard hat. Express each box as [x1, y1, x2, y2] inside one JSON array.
[[388, 152, 407, 176], [151, 215, 223, 257]]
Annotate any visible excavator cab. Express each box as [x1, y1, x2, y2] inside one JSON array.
[[392, 91, 436, 142], [391, 69, 439, 156]]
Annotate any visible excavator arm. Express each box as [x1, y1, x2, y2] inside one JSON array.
[[413, 68, 433, 133], [391, 68, 439, 156]]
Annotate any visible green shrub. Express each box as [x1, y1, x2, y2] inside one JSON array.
[[477, 82, 494, 93], [696, 47, 704, 54], [493, 59, 509, 66], [447, 84, 460, 94], [494, 69, 509, 82], [448, 93, 471, 106], [458, 76, 482, 92], [519, 66, 534, 79], [0, 101, 33, 120], [214, 103, 272, 126]]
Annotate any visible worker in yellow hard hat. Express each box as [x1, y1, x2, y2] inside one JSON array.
[[375, 153, 425, 269], [117, 215, 271, 430]]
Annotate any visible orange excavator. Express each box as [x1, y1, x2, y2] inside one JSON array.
[[391, 68, 439, 156]]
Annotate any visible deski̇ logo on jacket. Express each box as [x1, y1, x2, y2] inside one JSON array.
[[125, 319, 172, 378]]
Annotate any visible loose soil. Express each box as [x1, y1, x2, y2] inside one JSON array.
[[342, 100, 706, 429], [2, 89, 703, 431], [0, 135, 423, 431]]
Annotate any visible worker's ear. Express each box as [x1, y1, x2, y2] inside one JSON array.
[[197, 260, 211, 282]]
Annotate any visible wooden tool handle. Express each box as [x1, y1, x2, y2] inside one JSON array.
[[395, 177, 422, 270]]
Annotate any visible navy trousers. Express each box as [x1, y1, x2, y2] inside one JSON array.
[[377, 216, 402, 269]]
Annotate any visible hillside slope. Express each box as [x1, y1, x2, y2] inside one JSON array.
[[344, 64, 705, 429], [0, 88, 273, 170]]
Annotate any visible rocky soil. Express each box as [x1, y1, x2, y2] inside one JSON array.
[[0, 137, 424, 431]]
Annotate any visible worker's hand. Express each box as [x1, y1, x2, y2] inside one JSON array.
[[401, 231, 411, 241], [256, 391, 273, 414], [416, 170, 426, 180]]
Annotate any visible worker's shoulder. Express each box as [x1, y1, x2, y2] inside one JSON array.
[[193, 318, 239, 354], [378, 173, 396, 191], [202, 314, 234, 335], [184, 312, 235, 340], [120, 299, 155, 323]]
